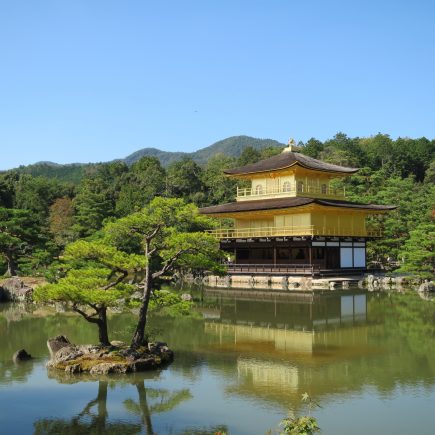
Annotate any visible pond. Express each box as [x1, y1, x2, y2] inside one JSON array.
[[1, 287, 435, 434]]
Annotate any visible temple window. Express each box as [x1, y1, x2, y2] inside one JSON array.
[[321, 184, 327, 194], [255, 184, 263, 195], [297, 181, 304, 193], [282, 181, 292, 192]]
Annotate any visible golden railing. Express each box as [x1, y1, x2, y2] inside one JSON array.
[[236, 184, 345, 200], [208, 226, 382, 239]]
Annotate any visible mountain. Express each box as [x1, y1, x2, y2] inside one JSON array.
[[123, 147, 187, 167], [124, 136, 285, 167], [3, 135, 285, 183]]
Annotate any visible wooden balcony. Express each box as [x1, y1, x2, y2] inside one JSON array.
[[208, 225, 382, 239], [236, 184, 345, 201]]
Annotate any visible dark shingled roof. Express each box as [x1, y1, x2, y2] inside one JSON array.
[[224, 151, 359, 176], [200, 197, 396, 215]]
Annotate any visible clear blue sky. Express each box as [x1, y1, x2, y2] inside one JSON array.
[[1, 0, 434, 169]]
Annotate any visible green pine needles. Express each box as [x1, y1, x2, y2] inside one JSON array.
[[35, 197, 225, 348]]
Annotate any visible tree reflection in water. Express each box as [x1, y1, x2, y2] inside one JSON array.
[[33, 378, 193, 435], [124, 382, 192, 434]]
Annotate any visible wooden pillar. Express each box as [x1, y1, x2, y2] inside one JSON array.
[[309, 245, 313, 265], [273, 245, 277, 266]]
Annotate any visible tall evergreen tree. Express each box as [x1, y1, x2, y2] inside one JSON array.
[[0, 208, 41, 276], [166, 158, 204, 204], [73, 162, 127, 236], [115, 157, 166, 216], [202, 154, 238, 205], [398, 223, 435, 276]]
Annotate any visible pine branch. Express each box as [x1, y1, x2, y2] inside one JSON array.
[[146, 224, 162, 242], [72, 304, 100, 324], [152, 248, 195, 279], [130, 224, 162, 242], [103, 269, 128, 290], [148, 247, 157, 256]]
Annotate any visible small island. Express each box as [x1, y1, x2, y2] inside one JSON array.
[[46, 335, 174, 375]]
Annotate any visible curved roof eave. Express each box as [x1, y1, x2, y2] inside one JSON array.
[[199, 197, 396, 215], [223, 152, 359, 177]]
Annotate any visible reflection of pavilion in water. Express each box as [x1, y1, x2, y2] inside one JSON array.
[[203, 289, 368, 336], [202, 290, 375, 399]]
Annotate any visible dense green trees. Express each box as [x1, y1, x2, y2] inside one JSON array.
[[116, 157, 166, 216], [166, 158, 204, 204], [305, 133, 434, 182], [0, 208, 41, 276], [200, 154, 238, 205], [48, 197, 75, 248], [0, 172, 18, 208], [14, 175, 73, 223], [73, 162, 128, 235], [237, 146, 262, 166], [398, 224, 435, 276]]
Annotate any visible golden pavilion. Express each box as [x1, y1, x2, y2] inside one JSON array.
[[200, 142, 396, 276]]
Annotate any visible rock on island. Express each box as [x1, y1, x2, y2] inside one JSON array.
[[46, 335, 174, 375]]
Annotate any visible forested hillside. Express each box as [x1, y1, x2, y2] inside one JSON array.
[[0, 133, 433, 277], [138, 135, 284, 166], [3, 136, 285, 183], [110, 135, 285, 166], [7, 162, 92, 184]]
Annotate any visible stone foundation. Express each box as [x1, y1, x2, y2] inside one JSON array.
[[203, 274, 361, 290], [203, 273, 433, 292]]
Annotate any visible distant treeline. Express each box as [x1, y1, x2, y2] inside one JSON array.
[[3, 135, 285, 183], [0, 133, 434, 276], [7, 162, 90, 184]]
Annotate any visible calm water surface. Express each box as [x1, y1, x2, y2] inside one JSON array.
[[1, 288, 435, 434]]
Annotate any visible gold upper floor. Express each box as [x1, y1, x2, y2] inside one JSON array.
[[237, 183, 345, 201], [236, 166, 346, 201]]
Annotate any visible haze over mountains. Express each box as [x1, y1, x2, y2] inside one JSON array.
[[3, 136, 284, 183]]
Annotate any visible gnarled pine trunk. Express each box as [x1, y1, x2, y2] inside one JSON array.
[[131, 270, 152, 349], [5, 253, 17, 277], [97, 307, 110, 347], [131, 240, 152, 349], [73, 304, 111, 347]]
